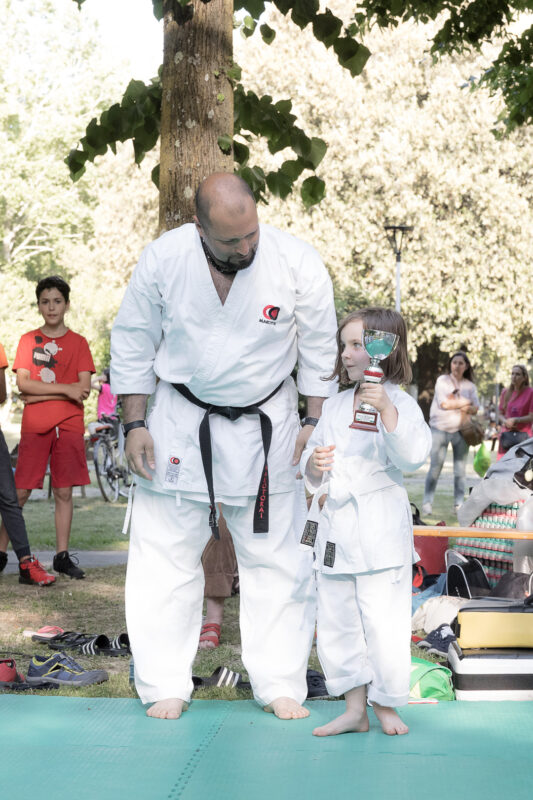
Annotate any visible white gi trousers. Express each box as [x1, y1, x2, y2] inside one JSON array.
[[316, 564, 412, 707], [126, 485, 316, 706]]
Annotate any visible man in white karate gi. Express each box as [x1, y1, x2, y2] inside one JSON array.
[[111, 173, 337, 720]]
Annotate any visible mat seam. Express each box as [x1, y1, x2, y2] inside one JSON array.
[[167, 703, 234, 799]]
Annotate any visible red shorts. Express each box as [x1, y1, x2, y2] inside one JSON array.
[[15, 428, 90, 490]]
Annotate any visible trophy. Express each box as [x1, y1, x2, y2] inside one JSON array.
[[350, 329, 399, 432]]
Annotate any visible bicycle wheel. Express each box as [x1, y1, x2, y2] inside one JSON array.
[[118, 454, 134, 498], [94, 438, 120, 502]]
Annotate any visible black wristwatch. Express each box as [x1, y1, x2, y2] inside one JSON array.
[[301, 417, 319, 427], [122, 420, 147, 436]]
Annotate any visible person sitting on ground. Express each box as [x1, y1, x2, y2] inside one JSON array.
[[0, 340, 55, 585], [301, 307, 431, 737], [1, 276, 95, 579]]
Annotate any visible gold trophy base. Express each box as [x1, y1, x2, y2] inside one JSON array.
[[350, 409, 378, 432]]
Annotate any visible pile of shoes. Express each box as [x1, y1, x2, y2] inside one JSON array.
[[31, 629, 130, 657], [0, 652, 108, 692]]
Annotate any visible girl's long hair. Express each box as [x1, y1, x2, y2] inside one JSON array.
[[326, 307, 412, 387]]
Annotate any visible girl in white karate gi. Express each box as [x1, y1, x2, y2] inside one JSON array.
[[300, 308, 431, 737]]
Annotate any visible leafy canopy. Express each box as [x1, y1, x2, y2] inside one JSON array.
[[353, 1, 533, 134], [67, 0, 372, 208]]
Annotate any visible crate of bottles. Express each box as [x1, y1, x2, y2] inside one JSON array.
[[455, 500, 526, 586]]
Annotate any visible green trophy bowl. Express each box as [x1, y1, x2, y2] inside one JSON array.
[[350, 329, 399, 431]]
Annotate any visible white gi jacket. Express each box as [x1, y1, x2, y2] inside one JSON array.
[[111, 223, 338, 500], [300, 383, 432, 574]]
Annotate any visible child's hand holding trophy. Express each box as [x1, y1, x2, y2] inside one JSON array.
[[350, 329, 399, 431]]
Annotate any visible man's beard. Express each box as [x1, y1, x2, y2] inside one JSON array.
[[201, 239, 257, 275]]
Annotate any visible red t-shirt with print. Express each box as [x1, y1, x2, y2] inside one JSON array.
[[0, 342, 7, 370], [13, 329, 95, 434]]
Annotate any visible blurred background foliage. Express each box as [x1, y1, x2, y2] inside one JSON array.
[[1, 0, 532, 425]]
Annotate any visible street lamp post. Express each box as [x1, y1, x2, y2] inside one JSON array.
[[384, 224, 413, 313]]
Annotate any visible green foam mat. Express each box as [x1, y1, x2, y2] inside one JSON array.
[[2, 696, 532, 799]]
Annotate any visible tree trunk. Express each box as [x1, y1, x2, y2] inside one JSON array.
[[414, 338, 445, 422], [159, 0, 234, 232]]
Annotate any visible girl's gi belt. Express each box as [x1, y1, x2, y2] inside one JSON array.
[[172, 382, 284, 539]]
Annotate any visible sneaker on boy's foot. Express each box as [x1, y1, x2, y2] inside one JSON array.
[[421, 503, 432, 516], [0, 551, 7, 573], [19, 556, 56, 586], [306, 669, 330, 700], [26, 652, 108, 687], [53, 551, 85, 580], [0, 657, 30, 691], [418, 624, 456, 657]]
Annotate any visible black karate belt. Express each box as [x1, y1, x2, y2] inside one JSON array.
[[172, 382, 283, 539]]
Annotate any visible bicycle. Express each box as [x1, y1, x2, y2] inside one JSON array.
[[88, 415, 133, 502]]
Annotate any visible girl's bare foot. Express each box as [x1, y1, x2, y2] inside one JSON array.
[[313, 707, 369, 737], [146, 698, 188, 719], [372, 703, 409, 735], [263, 697, 310, 719]]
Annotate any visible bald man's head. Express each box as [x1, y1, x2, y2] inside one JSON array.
[[193, 173, 260, 274], [195, 173, 256, 229]]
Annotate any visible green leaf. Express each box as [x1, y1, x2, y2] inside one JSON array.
[[64, 149, 87, 181], [290, 127, 312, 158], [280, 159, 304, 180], [272, 0, 292, 14], [217, 134, 233, 154], [226, 63, 242, 82], [313, 10, 342, 48], [291, 0, 319, 30], [274, 99, 292, 115], [241, 15, 256, 38], [333, 38, 371, 77], [151, 163, 160, 189], [151, 0, 163, 21], [124, 79, 149, 103], [239, 165, 266, 196], [301, 176, 325, 209], [306, 137, 327, 169], [260, 23, 276, 45], [266, 170, 294, 199], [237, 0, 266, 18], [233, 140, 250, 166]]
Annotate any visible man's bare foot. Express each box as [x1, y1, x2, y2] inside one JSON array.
[[263, 697, 310, 720], [312, 707, 369, 737], [146, 698, 188, 720], [372, 703, 409, 735]]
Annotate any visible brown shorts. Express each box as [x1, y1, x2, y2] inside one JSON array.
[[202, 512, 238, 598], [15, 428, 90, 490]]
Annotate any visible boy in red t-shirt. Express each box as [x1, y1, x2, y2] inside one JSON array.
[[0, 341, 55, 585], [0, 276, 95, 579]]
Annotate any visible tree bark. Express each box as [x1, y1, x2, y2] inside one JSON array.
[[159, 0, 234, 232]]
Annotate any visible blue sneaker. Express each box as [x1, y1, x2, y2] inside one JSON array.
[[418, 624, 456, 657], [26, 652, 108, 687]]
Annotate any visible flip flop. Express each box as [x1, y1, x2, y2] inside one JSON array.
[[109, 633, 131, 655], [43, 632, 124, 657], [193, 666, 251, 690], [26, 626, 64, 641]]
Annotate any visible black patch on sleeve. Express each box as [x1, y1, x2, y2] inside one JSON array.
[[324, 541, 336, 568], [300, 520, 318, 547]]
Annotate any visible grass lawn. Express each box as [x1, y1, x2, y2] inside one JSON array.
[[1, 446, 476, 702], [0, 563, 438, 703]]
